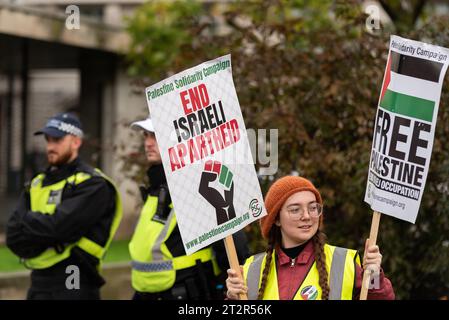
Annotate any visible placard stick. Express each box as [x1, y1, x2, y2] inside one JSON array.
[[360, 211, 381, 300], [224, 235, 248, 300]]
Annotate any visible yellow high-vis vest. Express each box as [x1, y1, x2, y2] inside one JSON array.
[[129, 195, 219, 293], [24, 169, 122, 270], [243, 244, 360, 300]]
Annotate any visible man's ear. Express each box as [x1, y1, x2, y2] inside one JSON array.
[[72, 136, 82, 149]]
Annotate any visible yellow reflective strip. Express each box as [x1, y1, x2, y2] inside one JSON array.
[[31, 174, 45, 187], [77, 237, 105, 259], [30, 174, 65, 214], [172, 248, 213, 270], [91, 168, 123, 272], [101, 176, 123, 250], [67, 172, 91, 185], [262, 251, 279, 300], [24, 245, 74, 269]]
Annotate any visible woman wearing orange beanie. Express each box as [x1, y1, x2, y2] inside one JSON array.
[[226, 176, 395, 300]]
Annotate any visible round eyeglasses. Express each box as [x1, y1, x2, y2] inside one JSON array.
[[286, 202, 322, 220]]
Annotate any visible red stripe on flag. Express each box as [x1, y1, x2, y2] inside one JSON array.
[[380, 53, 392, 101]]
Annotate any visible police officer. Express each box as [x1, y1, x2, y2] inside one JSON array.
[[6, 112, 122, 300], [128, 117, 249, 300]]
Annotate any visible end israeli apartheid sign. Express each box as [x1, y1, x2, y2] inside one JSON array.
[[365, 35, 449, 223], [145, 55, 267, 255]]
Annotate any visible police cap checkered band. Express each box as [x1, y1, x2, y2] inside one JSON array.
[[34, 112, 83, 138]]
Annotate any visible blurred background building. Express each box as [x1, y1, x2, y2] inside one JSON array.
[[0, 0, 147, 242]]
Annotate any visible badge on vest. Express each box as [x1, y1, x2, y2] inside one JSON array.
[[47, 189, 63, 205], [300, 285, 318, 300]]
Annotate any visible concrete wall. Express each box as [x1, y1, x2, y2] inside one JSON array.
[[0, 4, 130, 53]]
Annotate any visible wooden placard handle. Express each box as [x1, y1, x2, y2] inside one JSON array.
[[360, 211, 381, 300], [224, 235, 248, 300]]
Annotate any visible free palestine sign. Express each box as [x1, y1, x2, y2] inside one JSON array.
[[365, 35, 449, 223]]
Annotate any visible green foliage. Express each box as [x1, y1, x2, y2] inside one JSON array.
[[126, 0, 449, 299], [126, 0, 204, 80], [0, 245, 24, 272], [103, 239, 131, 264]]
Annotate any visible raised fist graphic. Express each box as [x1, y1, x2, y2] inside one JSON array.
[[199, 160, 236, 225]]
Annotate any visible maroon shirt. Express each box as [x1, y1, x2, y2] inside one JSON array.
[[276, 240, 395, 300]]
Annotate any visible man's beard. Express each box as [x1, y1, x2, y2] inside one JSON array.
[[47, 150, 73, 167]]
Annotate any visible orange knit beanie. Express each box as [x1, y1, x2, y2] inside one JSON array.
[[260, 176, 323, 239]]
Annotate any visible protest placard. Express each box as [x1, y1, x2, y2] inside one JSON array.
[[365, 35, 449, 223], [361, 35, 449, 299], [145, 55, 267, 259]]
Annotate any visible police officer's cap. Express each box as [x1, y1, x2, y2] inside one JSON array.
[[34, 112, 83, 138]]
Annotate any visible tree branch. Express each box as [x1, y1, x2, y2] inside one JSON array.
[[412, 0, 427, 25], [378, 0, 398, 23]]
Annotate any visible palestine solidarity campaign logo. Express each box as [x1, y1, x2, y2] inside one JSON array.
[[199, 160, 236, 225]]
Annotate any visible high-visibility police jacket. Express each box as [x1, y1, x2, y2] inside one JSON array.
[[23, 168, 122, 270], [129, 194, 219, 293], [243, 244, 360, 300]]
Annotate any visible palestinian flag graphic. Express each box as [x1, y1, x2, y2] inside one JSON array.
[[379, 50, 445, 123]]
